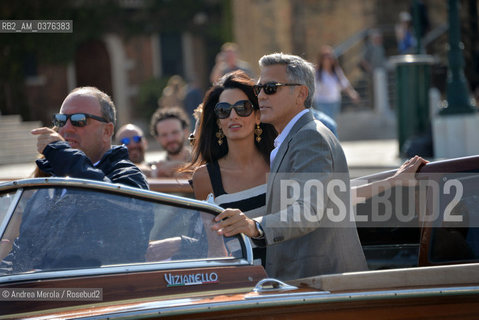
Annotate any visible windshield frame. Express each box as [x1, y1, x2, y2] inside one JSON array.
[[0, 178, 254, 284]]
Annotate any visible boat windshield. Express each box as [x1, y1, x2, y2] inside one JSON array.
[[0, 185, 245, 276]]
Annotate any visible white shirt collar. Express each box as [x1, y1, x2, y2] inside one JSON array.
[[270, 109, 309, 164]]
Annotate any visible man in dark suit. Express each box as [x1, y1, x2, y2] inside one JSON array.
[[212, 53, 367, 280]]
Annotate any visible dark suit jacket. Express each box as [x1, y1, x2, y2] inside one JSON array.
[[256, 111, 367, 280], [36, 141, 148, 190]]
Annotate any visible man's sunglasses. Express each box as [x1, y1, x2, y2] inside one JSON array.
[[188, 133, 195, 146], [253, 82, 302, 96], [53, 113, 108, 128], [214, 100, 255, 119], [120, 135, 142, 145]]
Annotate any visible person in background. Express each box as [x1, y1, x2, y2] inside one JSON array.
[[158, 75, 187, 110], [360, 28, 386, 74], [116, 124, 153, 177], [395, 11, 416, 54], [149, 107, 192, 177], [310, 109, 338, 137], [210, 42, 254, 84], [184, 80, 203, 131], [313, 45, 360, 122], [359, 28, 388, 113]]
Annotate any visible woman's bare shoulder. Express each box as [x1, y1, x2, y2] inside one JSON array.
[[192, 164, 208, 180], [192, 165, 213, 200]]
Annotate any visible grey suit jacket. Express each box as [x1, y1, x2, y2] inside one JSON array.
[[256, 111, 367, 280]]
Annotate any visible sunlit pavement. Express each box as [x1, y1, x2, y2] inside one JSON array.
[[343, 139, 401, 178]]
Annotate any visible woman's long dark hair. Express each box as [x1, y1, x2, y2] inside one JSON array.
[[187, 70, 277, 171]]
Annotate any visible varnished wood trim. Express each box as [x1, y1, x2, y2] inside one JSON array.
[[0, 265, 267, 316]]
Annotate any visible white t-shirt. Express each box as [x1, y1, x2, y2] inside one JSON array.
[[314, 70, 350, 103]]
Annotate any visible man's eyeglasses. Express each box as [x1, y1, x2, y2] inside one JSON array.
[[253, 82, 302, 96], [120, 135, 142, 145], [53, 113, 108, 128], [214, 100, 255, 119]]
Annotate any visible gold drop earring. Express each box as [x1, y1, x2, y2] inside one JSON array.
[[216, 121, 224, 145], [255, 124, 263, 143]]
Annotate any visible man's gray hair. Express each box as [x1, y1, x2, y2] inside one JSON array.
[[71, 87, 117, 126], [259, 53, 315, 108]]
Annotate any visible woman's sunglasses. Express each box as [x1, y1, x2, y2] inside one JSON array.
[[253, 82, 301, 96], [53, 113, 108, 128], [214, 100, 255, 119], [120, 135, 142, 145]]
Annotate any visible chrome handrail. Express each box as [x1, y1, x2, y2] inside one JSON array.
[[253, 278, 298, 292]]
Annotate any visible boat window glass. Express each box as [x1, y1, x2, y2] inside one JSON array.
[[0, 191, 17, 226], [0, 187, 243, 276], [429, 173, 479, 263], [356, 182, 421, 270]]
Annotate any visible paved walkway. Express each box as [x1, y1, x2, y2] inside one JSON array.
[[342, 139, 401, 178], [0, 139, 402, 180]]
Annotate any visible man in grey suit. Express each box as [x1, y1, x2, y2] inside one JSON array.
[[213, 53, 367, 280]]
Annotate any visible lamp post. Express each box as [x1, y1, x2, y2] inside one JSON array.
[[440, 0, 477, 115]]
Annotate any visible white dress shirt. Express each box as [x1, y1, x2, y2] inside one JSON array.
[[270, 109, 309, 165]]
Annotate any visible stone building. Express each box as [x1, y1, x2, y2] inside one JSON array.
[[232, 0, 448, 83], [22, 32, 208, 129], [9, 0, 476, 130]]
